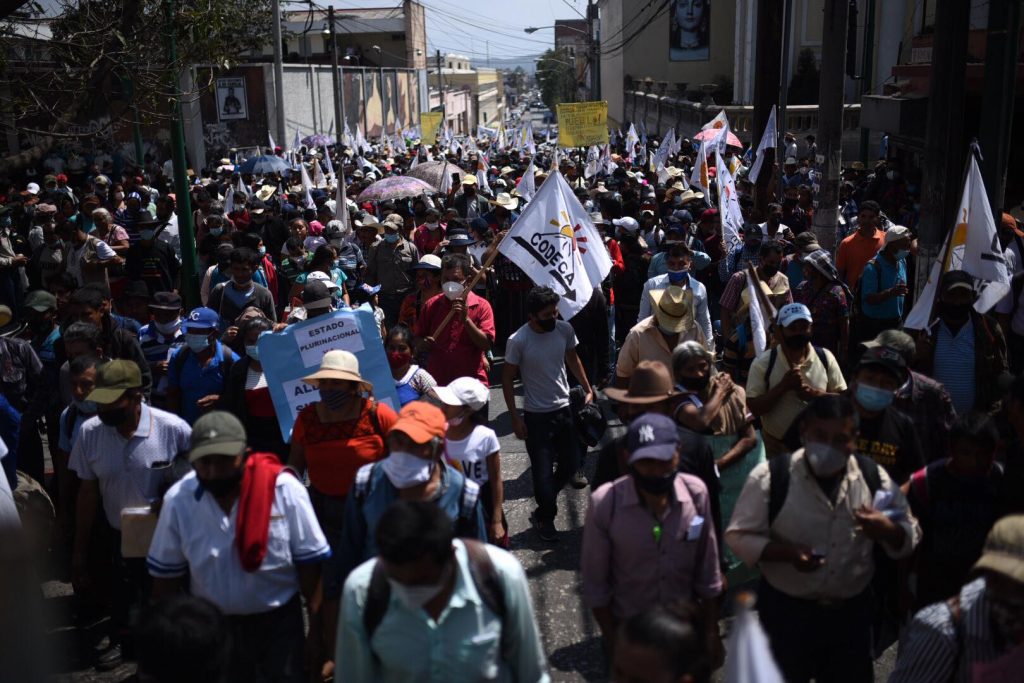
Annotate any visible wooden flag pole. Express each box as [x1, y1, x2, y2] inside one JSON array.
[[429, 230, 510, 340]]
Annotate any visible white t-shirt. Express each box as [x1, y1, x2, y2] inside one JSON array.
[[445, 426, 500, 485]]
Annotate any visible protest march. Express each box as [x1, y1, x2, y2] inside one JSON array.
[[2, 2, 1024, 681]]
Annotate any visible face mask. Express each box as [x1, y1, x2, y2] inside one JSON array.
[[941, 301, 972, 321], [536, 317, 557, 332], [154, 318, 182, 336], [382, 451, 435, 489], [886, 170, 899, 181], [140, 229, 156, 241], [630, 466, 675, 496], [387, 350, 412, 369], [667, 269, 687, 284], [679, 375, 710, 392], [186, 333, 211, 353], [98, 406, 129, 427], [804, 441, 848, 477], [425, 221, 439, 230], [209, 227, 224, 237], [257, 246, 266, 257], [199, 470, 242, 498], [761, 264, 779, 277], [383, 232, 400, 244], [658, 323, 680, 336], [387, 561, 451, 611], [245, 344, 260, 362], [73, 397, 98, 414], [442, 281, 465, 300], [855, 383, 894, 412], [783, 333, 810, 349], [989, 595, 1024, 642], [894, 249, 909, 260], [319, 388, 352, 410], [447, 414, 466, 427]]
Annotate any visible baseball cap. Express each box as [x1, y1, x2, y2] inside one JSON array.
[[941, 270, 974, 293], [182, 307, 220, 332], [150, 291, 182, 311], [412, 255, 442, 271], [24, 182, 40, 195], [434, 377, 489, 412], [188, 411, 248, 462], [972, 514, 1024, 584], [612, 217, 640, 233], [461, 174, 478, 186], [23, 290, 57, 312], [86, 360, 143, 404], [307, 270, 340, 291], [884, 225, 911, 244], [626, 413, 680, 464], [302, 280, 334, 310], [389, 401, 447, 444], [857, 346, 908, 383], [699, 208, 719, 222], [777, 303, 813, 327], [447, 231, 476, 246]]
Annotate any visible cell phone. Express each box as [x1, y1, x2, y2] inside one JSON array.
[[452, 173, 460, 183]]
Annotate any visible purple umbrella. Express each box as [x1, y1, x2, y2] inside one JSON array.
[[357, 175, 436, 201], [301, 134, 335, 147]]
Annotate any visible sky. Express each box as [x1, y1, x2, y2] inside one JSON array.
[[306, 0, 582, 62]]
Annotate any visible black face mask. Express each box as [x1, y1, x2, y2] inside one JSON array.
[[631, 467, 675, 496], [941, 301, 972, 322], [536, 318, 557, 332], [98, 407, 129, 427], [679, 375, 710, 392], [761, 264, 779, 277], [200, 470, 243, 498], [784, 333, 811, 349]]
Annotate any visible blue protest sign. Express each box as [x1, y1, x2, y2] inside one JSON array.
[[258, 307, 398, 440]]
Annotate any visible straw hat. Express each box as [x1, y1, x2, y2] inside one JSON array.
[[256, 185, 276, 201], [302, 350, 371, 390], [604, 361, 679, 404], [649, 286, 693, 333], [488, 192, 519, 211]]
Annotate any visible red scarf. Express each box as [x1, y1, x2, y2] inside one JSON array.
[[236, 452, 288, 572]]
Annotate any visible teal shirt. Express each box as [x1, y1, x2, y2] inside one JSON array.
[[337, 539, 550, 683], [859, 252, 906, 320]]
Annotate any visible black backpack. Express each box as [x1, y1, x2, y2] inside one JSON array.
[[362, 539, 509, 661], [768, 450, 882, 524], [761, 345, 829, 393]]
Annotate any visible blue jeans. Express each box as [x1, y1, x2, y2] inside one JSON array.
[[524, 408, 580, 524]]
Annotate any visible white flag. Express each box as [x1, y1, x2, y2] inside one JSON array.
[[624, 123, 639, 160], [749, 106, 777, 184], [517, 157, 537, 202], [235, 175, 250, 198], [409, 148, 420, 170], [312, 159, 326, 188], [323, 145, 335, 181], [717, 154, 743, 249], [724, 598, 784, 683], [701, 109, 729, 133], [584, 146, 600, 179], [438, 160, 453, 194], [336, 166, 348, 231], [746, 273, 771, 356], [268, 132, 277, 152], [904, 153, 1011, 330], [299, 162, 316, 210], [498, 169, 612, 319], [292, 128, 302, 152], [342, 120, 354, 149], [690, 141, 711, 201], [475, 153, 492, 194]]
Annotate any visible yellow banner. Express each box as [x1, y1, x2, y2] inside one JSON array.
[[420, 112, 443, 145], [556, 101, 609, 148]]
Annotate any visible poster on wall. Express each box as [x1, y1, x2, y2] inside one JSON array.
[[669, 0, 710, 62], [215, 77, 248, 121]]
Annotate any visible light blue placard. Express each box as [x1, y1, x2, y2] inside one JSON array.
[[258, 306, 398, 440]]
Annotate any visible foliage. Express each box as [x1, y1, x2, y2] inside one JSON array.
[[536, 47, 575, 111], [788, 47, 820, 105], [0, 0, 272, 143]]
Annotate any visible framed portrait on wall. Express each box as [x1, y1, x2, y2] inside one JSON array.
[[215, 77, 248, 121]]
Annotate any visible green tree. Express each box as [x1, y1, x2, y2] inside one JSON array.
[[536, 47, 575, 111], [0, 0, 272, 170]]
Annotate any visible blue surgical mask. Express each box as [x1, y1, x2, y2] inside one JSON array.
[[667, 269, 687, 284], [185, 333, 211, 353], [245, 344, 260, 361], [209, 227, 224, 237], [894, 249, 909, 260], [855, 383, 894, 412], [73, 397, 98, 414], [140, 229, 156, 241], [383, 232, 400, 244], [257, 246, 266, 257]]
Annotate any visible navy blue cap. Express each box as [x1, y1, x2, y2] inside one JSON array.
[[626, 413, 680, 463], [182, 307, 220, 332]]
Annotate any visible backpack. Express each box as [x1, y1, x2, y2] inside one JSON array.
[[768, 450, 882, 525], [170, 342, 235, 381], [362, 539, 509, 661], [762, 345, 829, 393], [851, 257, 884, 319]]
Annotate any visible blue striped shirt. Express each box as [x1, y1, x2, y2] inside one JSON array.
[[933, 321, 976, 414]]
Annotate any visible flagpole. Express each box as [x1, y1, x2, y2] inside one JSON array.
[[428, 231, 511, 340]]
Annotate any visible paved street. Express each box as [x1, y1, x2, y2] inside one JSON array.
[[44, 354, 897, 682]]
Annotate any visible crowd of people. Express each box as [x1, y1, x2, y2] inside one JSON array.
[[0, 124, 1023, 683]]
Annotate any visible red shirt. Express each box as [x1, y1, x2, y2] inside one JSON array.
[[414, 223, 445, 255], [415, 291, 495, 385]]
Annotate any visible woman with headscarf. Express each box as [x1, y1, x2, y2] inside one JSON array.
[[793, 248, 851, 360]]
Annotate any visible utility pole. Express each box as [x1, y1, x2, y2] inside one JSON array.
[[809, 0, 850, 253], [979, 0, 1021, 215], [328, 7, 343, 143], [858, 0, 876, 164], [163, 0, 198, 308], [436, 49, 446, 120], [776, 0, 795, 202], [271, 0, 286, 147], [753, 0, 783, 218], [916, 1, 970, 298]]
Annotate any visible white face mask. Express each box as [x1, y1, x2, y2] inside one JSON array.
[[447, 414, 466, 427], [425, 221, 440, 230], [387, 560, 452, 611], [804, 441, 848, 477], [154, 318, 182, 336], [442, 281, 465, 300], [382, 451, 435, 489]]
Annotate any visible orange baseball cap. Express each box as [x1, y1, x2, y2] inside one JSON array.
[[390, 401, 447, 444]]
